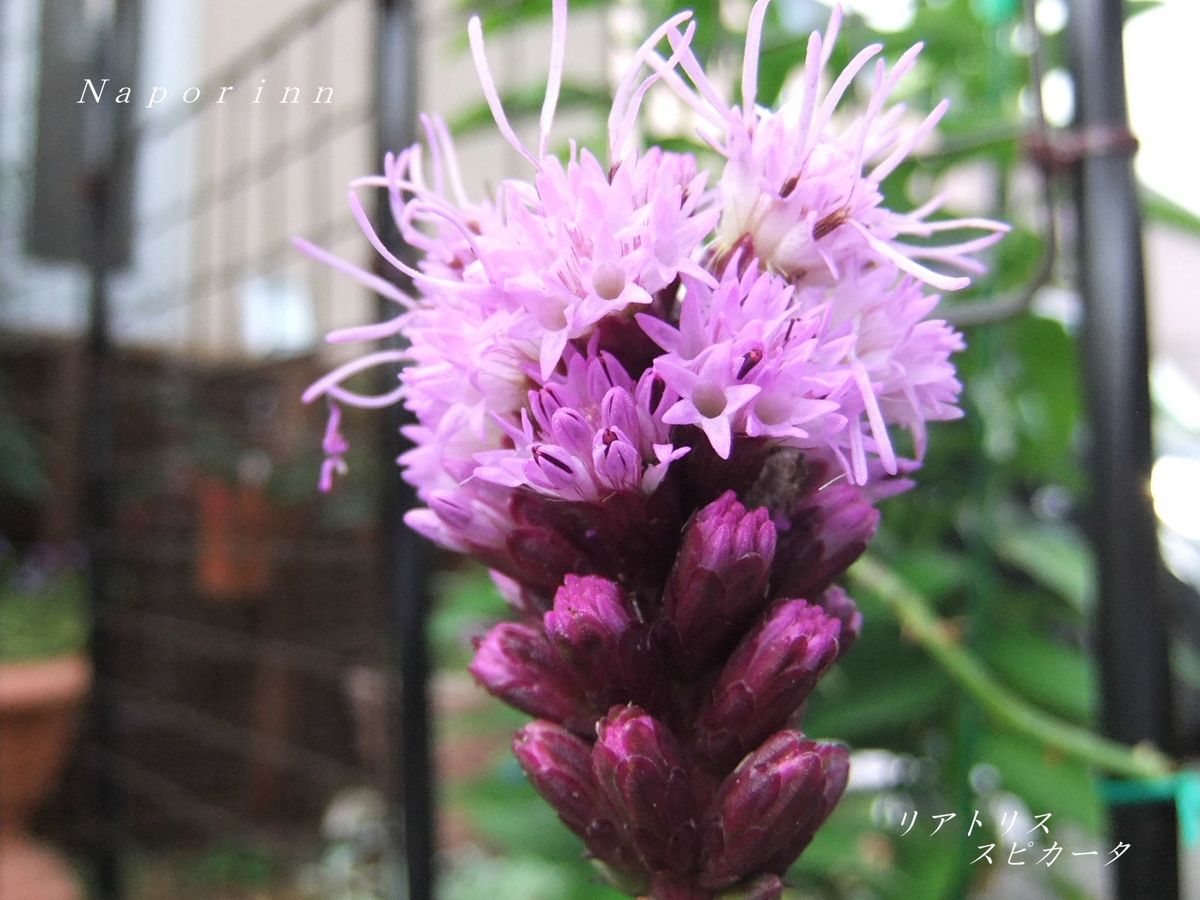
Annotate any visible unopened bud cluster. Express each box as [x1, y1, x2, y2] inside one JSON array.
[[472, 446, 872, 898]]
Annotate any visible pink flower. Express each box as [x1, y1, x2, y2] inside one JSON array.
[[301, 0, 1003, 521], [658, 4, 1008, 290], [317, 404, 350, 493], [299, 3, 1007, 894], [655, 343, 762, 459], [475, 347, 688, 502]]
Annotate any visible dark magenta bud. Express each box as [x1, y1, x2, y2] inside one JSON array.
[[544, 575, 658, 710], [506, 488, 684, 601], [700, 731, 849, 890], [663, 491, 776, 670], [769, 467, 880, 601], [741, 449, 883, 601], [593, 705, 699, 876], [469, 622, 585, 725], [818, 586, 862, 659], [504, 525, 593, 600], [513, 720, 603, 837], [544, 575, 630, 656], [695, 601, 841, 771], [513, 720, 644, 876]]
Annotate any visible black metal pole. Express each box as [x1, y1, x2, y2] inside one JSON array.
[[80, 2, 135, 894], [1066, 2, 1178, 897], [82, 129, 122, 900], [373, 2, 433, 898]]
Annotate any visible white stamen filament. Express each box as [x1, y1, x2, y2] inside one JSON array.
[[302, 349, 409, 405], [292, 236, 413, 308], [608, 11, 695, 163], [539, 0, 568, 159], [846, 219, 970, 291], [468, 15, 540, 168], [742, 0, 771, 121], [851, 357, 896, 474], [613, 21, 698, 164]]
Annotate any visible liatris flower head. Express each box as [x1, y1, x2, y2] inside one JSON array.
[[302, 1, 1003, 895]]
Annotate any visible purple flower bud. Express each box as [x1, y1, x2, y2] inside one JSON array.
[[700, 732, 849, 890], [601, 386, 643, 443], [503, 525, 592, 599], [544, 576, 659, 709], [818, 586, 862, 659], [695, 601, 841, 771], [768, 462, 880, 601], [593, 427, 643, 492], [469, 623, 586, 725], [513, 721, 602, 836], [513, 721, 643, 875], [528, 443, 590, 495], [506, 488, 683, 600], [593, 706, 699, 875], [663, 491, 776, 670]]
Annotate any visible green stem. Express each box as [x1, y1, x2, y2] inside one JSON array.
[[848, 554, 1175, 781]]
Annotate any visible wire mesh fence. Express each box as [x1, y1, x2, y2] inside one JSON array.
[[1, 0, 428, 897]]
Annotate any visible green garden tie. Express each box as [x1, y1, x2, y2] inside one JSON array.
[[1101, 773, 1200, 848]]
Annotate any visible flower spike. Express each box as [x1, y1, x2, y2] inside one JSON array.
[[301, 3, 1004, 895]]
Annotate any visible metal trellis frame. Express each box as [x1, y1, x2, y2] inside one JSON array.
[[374, 1, 436, 897], [1068, 1, 1179, 897]]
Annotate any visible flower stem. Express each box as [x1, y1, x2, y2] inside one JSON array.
[[848, 554, 1175, 780]]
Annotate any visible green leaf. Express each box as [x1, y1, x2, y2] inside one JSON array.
[[456, 0, 608, 40], [976, 730, 1104, 835], [791, 794, 916, 897], [891, 548, 972, 605], [971, 0, 1020, 26], [991, 520, 1096, 612], [805, 663, 950, 743], [1125, 0, 1165, 22], [450, 758, 627, 900], [982, 633, 1097, 725], [0, 569, 89, 662], [1143, 187, 1200, 237], [444, 854, 624, 900]]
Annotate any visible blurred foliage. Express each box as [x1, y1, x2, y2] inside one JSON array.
[[123, 846, 293, 900], [182, 845, 277, 893], [0, 541, 89, 662], [421, 0, 1183, 897], [0, 381, 48, 503]]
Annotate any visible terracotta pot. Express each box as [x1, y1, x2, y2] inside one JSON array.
[[0, 655, 91, 834], [0, 835, 83, 900], [195, 477, 274, 602]]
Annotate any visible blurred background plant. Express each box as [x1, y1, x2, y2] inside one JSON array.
[[0, 382, 49, 506], [0, 539, 89, 663], [0, 378, 91, 663]]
